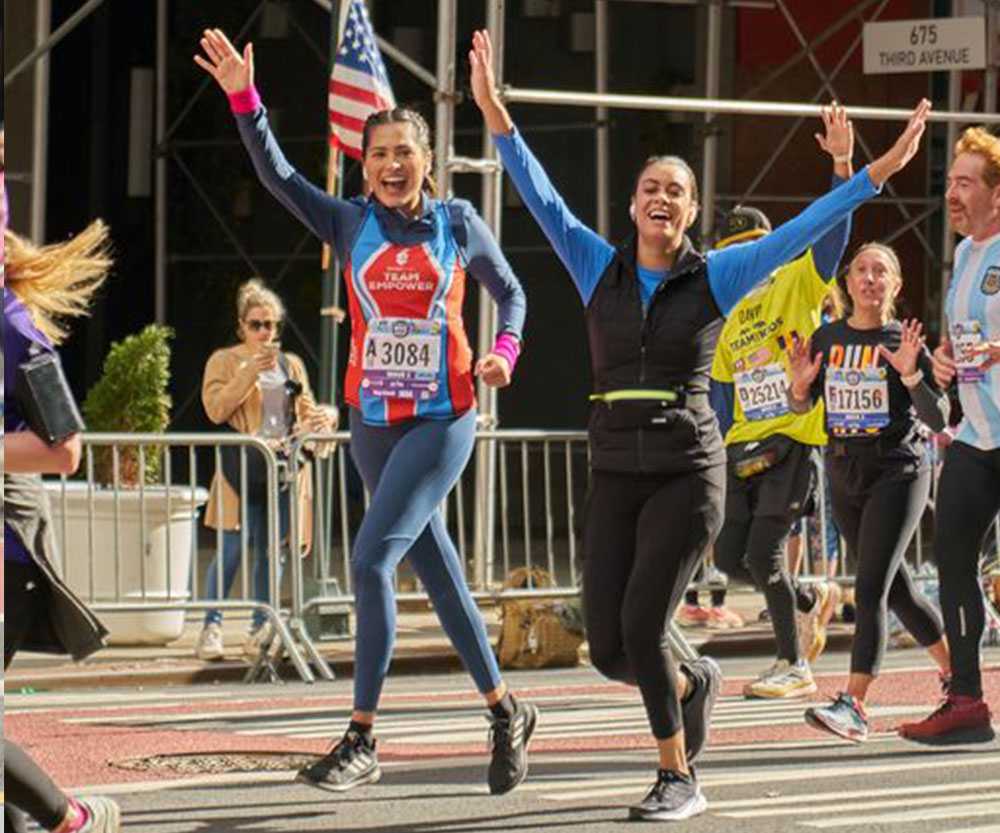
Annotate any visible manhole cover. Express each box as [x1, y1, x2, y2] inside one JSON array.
[[113, 752, 317, 774]]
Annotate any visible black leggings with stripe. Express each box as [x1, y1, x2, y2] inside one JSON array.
[[934, 441, 1000, 699]]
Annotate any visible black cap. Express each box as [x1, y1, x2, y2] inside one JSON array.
[[714, 206, 772, 249]]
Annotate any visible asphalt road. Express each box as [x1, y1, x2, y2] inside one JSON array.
[[5, 649, 999, 832]]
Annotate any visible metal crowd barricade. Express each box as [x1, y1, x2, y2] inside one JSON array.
[[46, 433, 328, 684], [288, 429, 696, 664]]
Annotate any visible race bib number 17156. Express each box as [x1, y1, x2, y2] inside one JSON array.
[[825, 367, 889, 432]]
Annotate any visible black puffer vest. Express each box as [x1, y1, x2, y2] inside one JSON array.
[[586, 236, 726, 474]]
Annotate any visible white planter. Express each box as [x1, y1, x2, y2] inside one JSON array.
[[45, 481, 207, 645]]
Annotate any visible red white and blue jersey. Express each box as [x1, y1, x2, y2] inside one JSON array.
[[232, 100, 526, 426], [345, 201, 476, 425]]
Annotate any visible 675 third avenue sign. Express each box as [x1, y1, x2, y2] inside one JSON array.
[[863, 17, 986, 74]]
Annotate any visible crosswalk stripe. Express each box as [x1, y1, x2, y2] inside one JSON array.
[[938, 825, 1000, 833], [719, 789, 1000, 819], [710, 778, 1000, 810], [800, 803, 1000, 828], [534, 753, 1000, 800]]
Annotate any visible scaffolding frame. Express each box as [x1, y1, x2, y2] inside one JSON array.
[[7, 0, 1000, 586]]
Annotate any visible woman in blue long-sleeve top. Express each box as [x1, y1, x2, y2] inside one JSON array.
[[470, 28, 930, 821], [196, 28, 536, 798]]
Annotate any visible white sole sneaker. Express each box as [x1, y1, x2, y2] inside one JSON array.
[[628, 790, 708, 822]]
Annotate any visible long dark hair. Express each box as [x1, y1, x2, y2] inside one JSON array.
[[361, 108, 438, 197]]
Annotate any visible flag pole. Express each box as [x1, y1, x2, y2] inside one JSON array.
[[319, 0, 347, 406]]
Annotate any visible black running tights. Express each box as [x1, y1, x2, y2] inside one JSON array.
[[934, 441, 1000, 699], [828, 464, 943, 676], [3, 741, 70, 831], [4, 560, 71, 831], [583, 465, 725, 740]]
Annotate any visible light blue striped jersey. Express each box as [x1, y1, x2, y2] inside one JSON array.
[[945, 229, 1000, 450]]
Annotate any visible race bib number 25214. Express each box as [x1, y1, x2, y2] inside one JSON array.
[[734, 363, 789, 422]]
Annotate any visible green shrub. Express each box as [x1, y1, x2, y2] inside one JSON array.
[[82, 324, 174, 485]]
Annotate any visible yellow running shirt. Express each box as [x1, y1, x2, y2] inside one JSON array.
[[711, 249, 831, 447]]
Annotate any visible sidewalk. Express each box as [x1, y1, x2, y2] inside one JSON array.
[[3, 591, 855, 692]]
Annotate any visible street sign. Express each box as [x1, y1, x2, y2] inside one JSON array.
[[863, 17, 986, 74]]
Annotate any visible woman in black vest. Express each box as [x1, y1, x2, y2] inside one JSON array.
[[470, 29, 929, 822]]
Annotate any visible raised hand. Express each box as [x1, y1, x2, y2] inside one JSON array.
[[878, 319, 925, 377], [474, 352, 512, 388], [194, 28, 254, 95], [815, 101, 854, 165], [469, 30, 513, 135], [932, 337, 957, 389], [787, 335, 823, 400], [868, 98, 931, 186]]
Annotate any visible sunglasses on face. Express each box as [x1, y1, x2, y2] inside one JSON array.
[[245, 319, 279, 332]]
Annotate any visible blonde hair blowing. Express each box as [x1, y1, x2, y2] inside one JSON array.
[[849, 242, 903, 320], [4, 220, 112, 345], [955, 126, 1000, 188], [236, 278, 285, 323]]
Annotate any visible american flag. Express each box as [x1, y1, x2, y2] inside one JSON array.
[[328, 0, 395, 158]]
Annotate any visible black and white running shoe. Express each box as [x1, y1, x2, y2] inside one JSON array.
[[295, 729, 381, 792], [681, 656, 723, 762], [628, 768, 707, 822], [487, 696, 538, 795]]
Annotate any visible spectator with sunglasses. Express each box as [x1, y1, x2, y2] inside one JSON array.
[[197, 278, 335, 661]]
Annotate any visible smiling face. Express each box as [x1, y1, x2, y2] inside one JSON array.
[[946, 151, 1000, 239], [630, 160, 699, 252], [845, 246, 902, 323], [363, 121, 432, 215]]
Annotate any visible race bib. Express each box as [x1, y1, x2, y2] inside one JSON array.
[[950, 320, 985, 385], [362, 318, 442, 400], [825, 367, 889, 432], [734, 363, 789, 422]]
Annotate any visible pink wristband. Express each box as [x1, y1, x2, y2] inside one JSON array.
[[492, 333, 522, 373], [228, 85, 262, 115]]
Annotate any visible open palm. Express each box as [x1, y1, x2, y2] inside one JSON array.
[[469, 30, 499, 113], [878, 319, 924, 377], [787, 336, 822, 394], [194, 28, 253, 95]]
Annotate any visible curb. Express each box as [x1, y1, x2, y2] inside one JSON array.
[[4, 628, 856, 693]]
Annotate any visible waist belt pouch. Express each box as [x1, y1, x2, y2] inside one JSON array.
[[730, 434, 794, 479], [603, 401, 682, 430], [16, 351, 86, 444]]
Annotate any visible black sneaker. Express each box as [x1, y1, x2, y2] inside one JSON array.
[[681, 656, 722, 762], [487, 696, 538, 795], [295, 729, 381, 792], [628, 768, 707, 822]]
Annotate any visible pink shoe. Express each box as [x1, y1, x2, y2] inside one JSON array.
[[706, 606, 744, 629], [677, 604, 711, 628]]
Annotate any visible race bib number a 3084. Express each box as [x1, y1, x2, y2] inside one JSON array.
[[362, 318, 442, 400], [825, 367, 889, 432], [734, 363, 789, 422]]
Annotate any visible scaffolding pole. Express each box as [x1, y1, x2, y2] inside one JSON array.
[[31, 0, 52, 244], [155, 0, 168, 324], [471, 0, 506, 590], [701, 0, 723, 239], [435, 0, 458, 197], [502, 87, 1000, 123], [596, 1, 611, 237]]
